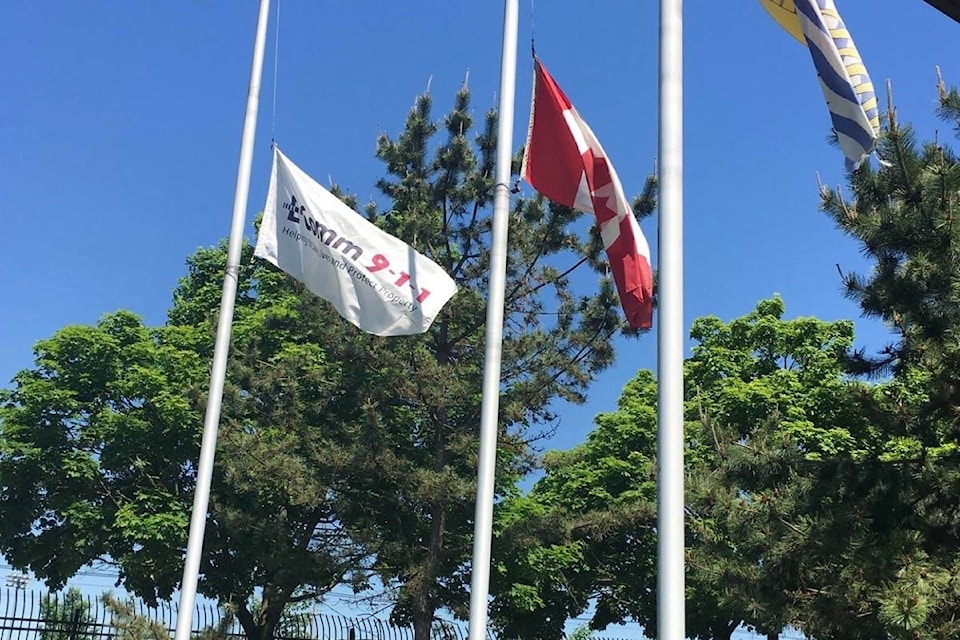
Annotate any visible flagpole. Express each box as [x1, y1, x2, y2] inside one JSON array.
[[656, 0, 685, 638], [173, 1, 271, 639], [467, 1, 519, 639]]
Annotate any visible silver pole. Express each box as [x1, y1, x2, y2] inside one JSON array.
[[656, 0, 685, 638], [467, 1, 519, 639], [173, 1, 271, 638]]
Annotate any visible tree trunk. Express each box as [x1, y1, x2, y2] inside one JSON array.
[[407, 336, 451, 640], [412, 605, 433, 640], [235, 596, 287, 640], [408, 496, 444, 640]]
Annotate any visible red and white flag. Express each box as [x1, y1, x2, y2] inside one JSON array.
[[521, 58, 654, 329]]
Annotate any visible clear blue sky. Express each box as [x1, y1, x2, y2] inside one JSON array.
[[0, 0, 956, 620]]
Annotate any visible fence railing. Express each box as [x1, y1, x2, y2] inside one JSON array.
[[0, 589, 468, 640], [0, 588, 640, 640]]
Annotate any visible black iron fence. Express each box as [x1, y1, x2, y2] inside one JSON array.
[[0, 589, 639, 640], [0, 589, 469, 640]]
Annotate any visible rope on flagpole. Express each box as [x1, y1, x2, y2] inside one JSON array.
[[529, 0, 536, 57], [271, 0, 281, 144]]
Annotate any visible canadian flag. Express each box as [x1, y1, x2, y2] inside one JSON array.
[[521, 58, 654, 329]]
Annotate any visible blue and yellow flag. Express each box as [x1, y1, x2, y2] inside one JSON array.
[[760, 0, 880, 169]]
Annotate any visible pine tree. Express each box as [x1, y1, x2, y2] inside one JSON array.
[[39, 589, 94, 640], [332, 82, 654, 640], [822, 73, 960, 425], [769, 73, 960, 638]]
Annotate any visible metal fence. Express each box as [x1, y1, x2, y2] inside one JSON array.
[[0, 589, 472, 640], [0, 589, 642, 640]]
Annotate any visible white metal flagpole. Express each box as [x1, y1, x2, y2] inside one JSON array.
[[467, 1, 519, 639], [173, 1, 271, 639], [656, 0, 685, 638]]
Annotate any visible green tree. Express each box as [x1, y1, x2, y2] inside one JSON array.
[[768, 74, 960, 639], [100, 592, 234, 640], [490, 371, 658, 640], [822, 74, 960, 416], [493, 78, 960, 640], [0, 311, 202, 595], [0, 253, 370, 640], [169, 242, 372, 640], [696, 311, 960, 639], [491, 298, 896, 640], [0, 84, 650, 640], [39, 588, 94, 640], [101, 593, 173, 640], [330, 84, 654, 640], [684, 297, 881, 639], [653, 78, 960, 640]]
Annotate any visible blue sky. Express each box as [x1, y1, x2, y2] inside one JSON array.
[[0, 0, 957, 623]]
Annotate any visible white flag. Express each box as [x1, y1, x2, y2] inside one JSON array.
[[254, 147, 457, 336]]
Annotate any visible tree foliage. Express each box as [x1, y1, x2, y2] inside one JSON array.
[[492, 79, 960, 640], [330, 84, 653, 640], [789, 73, 960, 639], [102, 593, 177, 640], [0, 84, 651, 640], [0, 251, 369, 640], [490, 368, 658, 640], [492, 297, 868, 640], [39, 588, 95, 640]]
